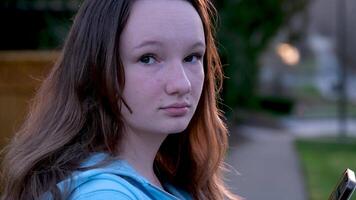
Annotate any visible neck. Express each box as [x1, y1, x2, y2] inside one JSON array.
[[119, 126, 168, 189]]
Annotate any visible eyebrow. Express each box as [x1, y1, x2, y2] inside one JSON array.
[[133, 40, 206, 50], [189, 41, 206, 49]]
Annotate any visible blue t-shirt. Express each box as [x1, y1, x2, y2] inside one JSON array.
[[47, 153, 192, 200]]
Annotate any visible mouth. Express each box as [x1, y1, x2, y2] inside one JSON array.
[[160, 103, 191, 117]]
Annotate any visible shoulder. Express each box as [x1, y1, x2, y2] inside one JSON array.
[[66, 172, 143, 200], [55, 154, 149, 200], [54, 153, 192, 200]]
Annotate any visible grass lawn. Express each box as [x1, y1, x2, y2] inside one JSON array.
[[295, 137, 356, 200]]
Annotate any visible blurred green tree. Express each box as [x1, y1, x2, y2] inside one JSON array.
[[0, 0, 79, 50]]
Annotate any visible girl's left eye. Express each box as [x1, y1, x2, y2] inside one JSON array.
[[184, 54, 203, 63], [139, 54, 157, 65]]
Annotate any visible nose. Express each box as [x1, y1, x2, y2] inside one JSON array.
[[165, 62, 191, 96]]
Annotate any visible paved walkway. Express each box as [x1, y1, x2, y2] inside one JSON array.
[[224, 118, 356, 199], [225, 125, 307, 200]]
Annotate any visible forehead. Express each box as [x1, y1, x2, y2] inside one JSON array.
[[120, 0, 205, 49]]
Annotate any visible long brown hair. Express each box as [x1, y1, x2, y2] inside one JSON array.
[[0, 0, 237, 199]]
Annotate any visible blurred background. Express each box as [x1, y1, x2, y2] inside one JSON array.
[[0, 0, 355, 199]]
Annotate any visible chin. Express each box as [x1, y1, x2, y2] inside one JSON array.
[[160, 122, 190, 134], [173, 118, 193, 132], [168, 128, 188, 134]]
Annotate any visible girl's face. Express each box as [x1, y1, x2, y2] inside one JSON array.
[[119, 0, 205, 135]]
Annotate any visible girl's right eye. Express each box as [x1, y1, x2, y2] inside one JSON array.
[[139, 54, 156, 65]]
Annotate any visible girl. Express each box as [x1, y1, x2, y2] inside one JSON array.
[[1, 0, 238, 199]]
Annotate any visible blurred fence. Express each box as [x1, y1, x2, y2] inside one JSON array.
[[0, 51, 58, 148]]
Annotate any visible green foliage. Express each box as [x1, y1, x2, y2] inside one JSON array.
[[38, 12, 72, 49], [217, 0, 309, 113], [0, 0, 76, 50], [295, 138, 356, 200]]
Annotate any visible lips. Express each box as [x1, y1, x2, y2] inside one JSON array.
[[160, 102, 191, 116], [161, 102, 191, 109]]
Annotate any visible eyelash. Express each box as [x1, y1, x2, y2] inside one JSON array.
[[185, 53, 203, 63], [138, 53, 203, 65]]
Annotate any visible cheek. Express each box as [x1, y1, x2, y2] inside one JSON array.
[[190, 67, 205, 95], [123, 71, 162, 107]]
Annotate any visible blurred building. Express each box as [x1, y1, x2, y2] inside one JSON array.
[[258, 0, 356, 109], [309, 0, 356, 69], [308, 0, 356, 101]]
